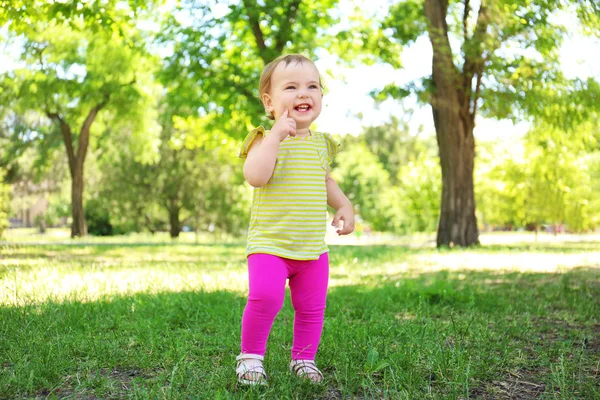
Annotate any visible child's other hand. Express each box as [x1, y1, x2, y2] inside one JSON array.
[[271, 109, 296, 141], [332, 205, 355, 235]]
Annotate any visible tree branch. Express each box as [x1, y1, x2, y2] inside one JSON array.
[[118, 77, 137, 90], [462, 0, 489, 116], [275, 0, 301, 54], [46, 112, 76, 177], [37, 45, 47, 72], [242, 0, 267, 59], [463, 0, 470, 43], [424, 0, 459, 90], [471, 54, 488, 118], [77, 93, 110, 167]]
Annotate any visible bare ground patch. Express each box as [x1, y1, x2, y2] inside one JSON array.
[[32, 367, 161, 400], [469, 369, 549, 399]]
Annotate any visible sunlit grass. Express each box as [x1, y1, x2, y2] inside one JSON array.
[[1, 231, 599, 398], [2, 230, 599, 306], [1, 243, 249, 305]]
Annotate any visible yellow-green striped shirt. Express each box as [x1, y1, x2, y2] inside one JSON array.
[[239, 126, 340, 260]]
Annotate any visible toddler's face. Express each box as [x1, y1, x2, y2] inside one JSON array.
[[262, 61, 323, 129]]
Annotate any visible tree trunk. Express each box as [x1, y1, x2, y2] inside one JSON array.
[[49, 99, 106, 238], [168, 205, 181, 238], [433, 109, 479, 247], [425, 0, 481, 247], [71, 164, 87, 237]]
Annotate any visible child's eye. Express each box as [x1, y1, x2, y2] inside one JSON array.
[[285, 85, 296, 90], [309, 85, 319, 89]]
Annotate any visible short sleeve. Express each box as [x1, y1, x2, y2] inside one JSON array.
[[239, 126, 267, 159], [323, 133, 341, 165]]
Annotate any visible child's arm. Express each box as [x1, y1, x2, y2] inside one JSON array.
[[243, 134, 281, 187], [244, 110, 296, 187], [325, 168, 355, 235]]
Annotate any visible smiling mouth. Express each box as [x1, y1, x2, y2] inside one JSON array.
[[294, 104, 312, 112]]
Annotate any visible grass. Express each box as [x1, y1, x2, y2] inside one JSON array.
[[1, 230, 599, 399]]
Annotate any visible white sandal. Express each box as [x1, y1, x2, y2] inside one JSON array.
[[289, 359, 324, 383], [236, 353, 267, 385]]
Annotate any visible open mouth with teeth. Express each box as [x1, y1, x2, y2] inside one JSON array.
[[294, 104, 312, 112]]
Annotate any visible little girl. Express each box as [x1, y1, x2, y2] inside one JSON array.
[[236, 54, 354, 385]]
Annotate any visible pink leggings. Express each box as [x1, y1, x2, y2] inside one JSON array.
[[241, 252, 329, 360]]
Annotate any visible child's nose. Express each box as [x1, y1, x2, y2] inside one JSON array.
[[297, 88, 309, 98]]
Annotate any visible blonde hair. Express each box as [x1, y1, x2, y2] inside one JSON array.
[[259, 54, 324, 120]]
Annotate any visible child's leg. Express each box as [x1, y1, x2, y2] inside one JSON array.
[[241, 253, 288, 356], [288, 252, 329, 360]]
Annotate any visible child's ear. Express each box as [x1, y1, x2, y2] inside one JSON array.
[[261, 93, 274, 113]]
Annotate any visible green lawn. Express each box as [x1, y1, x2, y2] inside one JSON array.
[[1, 231, 599, 399]]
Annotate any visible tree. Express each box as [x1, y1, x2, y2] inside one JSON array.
[[0, 168, 10, 237], [95, 110, 250, 238], [349, 0, 599, 246], [396, 155, 441, 233], [332, 142, 397, 232], [1, 1, 159, 237], [150, 0, 343, 237], [337, 120, 441, 233], [342, 115, 424, 185], [159, 0, 340, 139], [475, 121, 600, 233], [172, 116, 250, 237], [522, 121, 599, 232], [475, 140, 527, 230]]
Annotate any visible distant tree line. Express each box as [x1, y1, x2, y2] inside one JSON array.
[[1, 0, 598, 244]]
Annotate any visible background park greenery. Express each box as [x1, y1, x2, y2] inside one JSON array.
[[0, 0, 598, 240], [1, 0, 599, 398]]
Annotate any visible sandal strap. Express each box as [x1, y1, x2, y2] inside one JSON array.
[[290, 359, 323, 379], [236, 353, 264, 362], [237, 365, 266, 377]]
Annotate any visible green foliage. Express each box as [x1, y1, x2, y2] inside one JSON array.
[[367, 0, 600, 127], [332, 142, 395, 231], [1, 0, 163, 237], [2, 0, 599, 238], [342, 116, 433, 185], [475, 123, 600, 231], [3, 20, 160, 154], [476, 143, 527, 228], [384, 0, 426, 46], [334, 119, 441, 234], [33, 206, 63, 233], [171, 115, 250, 235], [587, 153, 600, 227], [94, 112, 250, 237], [1, 0, 156, 38], [158, 0, 341, 139], [45, 196, 70, 226], [575, 0, 600, 35], [395, 156, 441, 233], [85, 198, 114, 236], [522, 123, 600, 231]]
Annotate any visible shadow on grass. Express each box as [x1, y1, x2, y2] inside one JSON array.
[[1, 266, 599, 399]]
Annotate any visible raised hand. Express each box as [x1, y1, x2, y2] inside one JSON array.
[[271, 109, 296, 141]]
